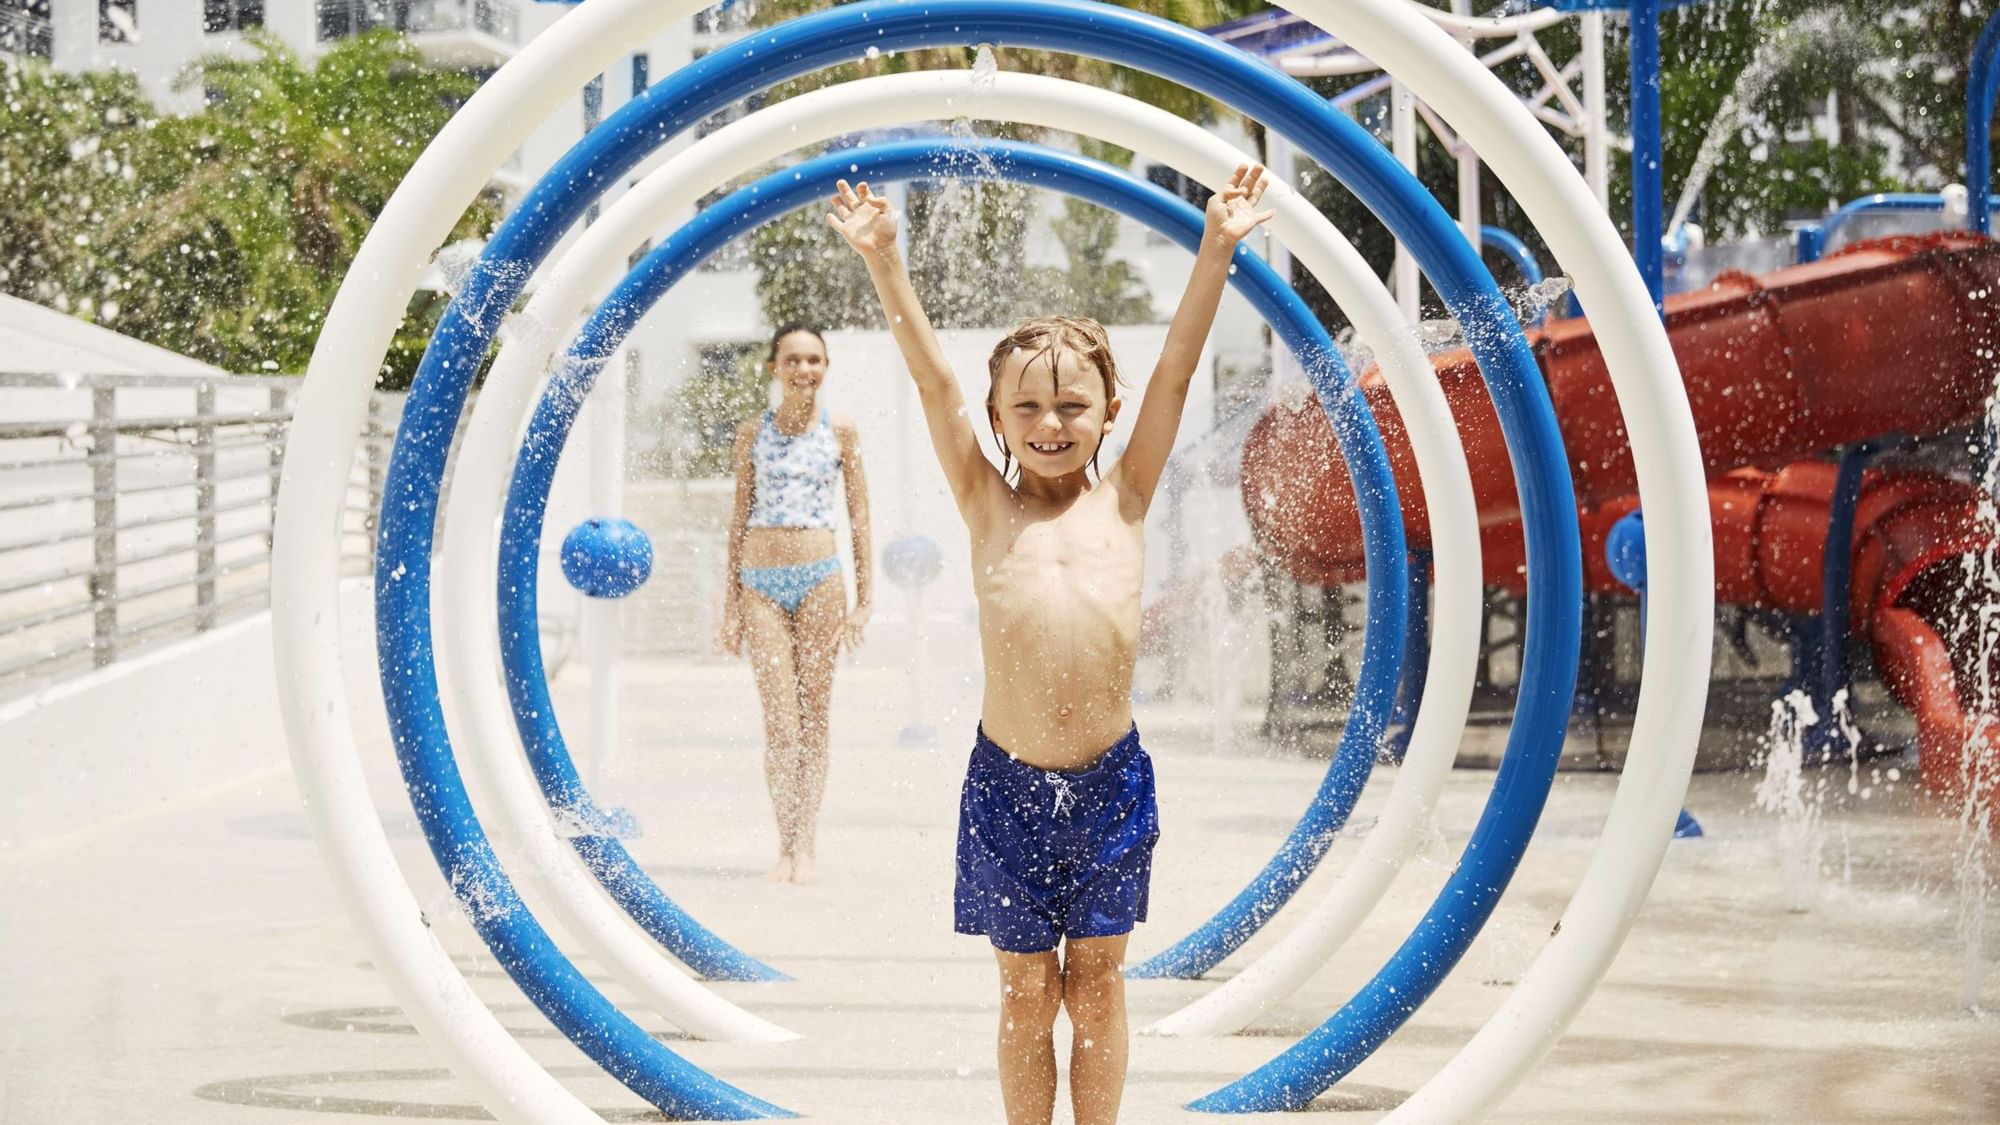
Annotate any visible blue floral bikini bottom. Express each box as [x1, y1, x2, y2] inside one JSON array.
[[738, 556, 841, 614]]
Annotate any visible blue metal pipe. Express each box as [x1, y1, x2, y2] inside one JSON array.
[[1797, 192, 2000, 263], [1971, 8, 1999, 236], [1628, 0, 1665, 314], [496, 138, 1406, 1000], [1479, 224, 1544, 286], [1811, 439, 1897, 760], [385, 0, 1579, 1110], [1383, 551, 1432, 764]]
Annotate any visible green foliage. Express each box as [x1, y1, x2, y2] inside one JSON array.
[[1633, 1, 1894, 240], [0, 66, 155, 322], [0, 35, 498, 384], [658, 345, 768, 478], [751, 205, 880, 330], [740, 0, 1262, 336], [1025, 198, 1154, 325], [904, 175, 1035, 329]]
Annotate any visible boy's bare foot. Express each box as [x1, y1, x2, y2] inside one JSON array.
[[766, 855, 795, 882], [790, 853, 818, 885]]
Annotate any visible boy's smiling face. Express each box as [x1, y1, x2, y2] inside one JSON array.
[[991, 342, 1121, 482]]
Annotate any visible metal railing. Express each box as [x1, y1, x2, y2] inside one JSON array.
[[0, 6, 54, 59], [0, 372, 398, 698], [316, 0, 519, 45]]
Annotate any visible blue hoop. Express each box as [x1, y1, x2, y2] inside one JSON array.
[[377, 0, 1582, 1112], [496, 140, 1405, 996]]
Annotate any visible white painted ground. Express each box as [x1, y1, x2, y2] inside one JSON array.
[[3, 650, 1995, 1122]]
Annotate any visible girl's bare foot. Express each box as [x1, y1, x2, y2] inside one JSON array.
[[766, 854, 795, 882], [790, 853, 818, 885]]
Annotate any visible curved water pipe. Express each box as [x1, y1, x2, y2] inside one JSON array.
[[273, 0, 1704, 1118], [271, 2, 746, 1118], [406, 1, 1541, 1000], [1480, 224, 1545, 286], [1185, 0, 1706, 1113], [1971, 7, 1999, 236], [490, 133, 1411, 993], [439, 68, 1484, 1059]]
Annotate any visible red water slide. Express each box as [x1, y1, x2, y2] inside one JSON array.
[[1241, 232, 2000, 799]]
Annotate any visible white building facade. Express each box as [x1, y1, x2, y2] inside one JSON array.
[[1, 0, 1264, 452]]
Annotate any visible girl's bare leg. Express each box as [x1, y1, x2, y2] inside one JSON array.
[[1060, 934, 1131, 1125], [741, 592, 804, 879], [994, 949, 1064, 1125], [787, 577, 845, 883]]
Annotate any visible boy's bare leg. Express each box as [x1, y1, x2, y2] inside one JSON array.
[[742, 594, 803, 879], [994, 949, 1064, 1125], [787, 579, 844, 884], [1061, 934, 1131, 1125]]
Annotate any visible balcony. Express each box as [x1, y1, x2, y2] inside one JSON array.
[[0, 3, 53, 60], [316, 0, 519, 67]]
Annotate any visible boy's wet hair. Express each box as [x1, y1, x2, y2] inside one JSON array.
[[984, 314, 1124, 483], [767, 322, 828, 364]]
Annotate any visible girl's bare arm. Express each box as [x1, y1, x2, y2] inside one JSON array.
[[1116, 163, 1273, 511], [837, 419, 873, 624], [719, 417, 758, 655], [828, 181, 1003, 524]]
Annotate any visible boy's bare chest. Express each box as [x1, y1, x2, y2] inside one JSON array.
[[973, 501, 1144, 612]]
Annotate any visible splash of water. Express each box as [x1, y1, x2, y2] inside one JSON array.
[[1755, 689, 1824, 913], [1523, 275, 1574, 320], [1666, 8, 1861, 239], [1830, 686, 1863, 795], [1947, 379, 2000, 1014], [970, 43, 999, 99]]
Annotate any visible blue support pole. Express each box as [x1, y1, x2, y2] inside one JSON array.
[[1384, 550, 1432, 764], [1812, 440, 1886, 758], [1629, 0, 1665, 314], [1971, 8, 2000, 236]]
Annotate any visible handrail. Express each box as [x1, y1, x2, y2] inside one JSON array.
[[0, 412, 291, 440], [0, 371, 299, 389], [0, 373, 395, 695]]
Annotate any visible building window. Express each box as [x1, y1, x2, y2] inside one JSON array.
[[631, 52, 649, 98], [582, 73, 603, 132], [99, 0, 136, 43], [0, 0, 54, 59], [204, 0, 263, 33], [693, 187, 753, 272], [693, 0, 757, 37]]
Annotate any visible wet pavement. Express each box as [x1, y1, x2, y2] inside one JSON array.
[[3, 655, 1996, 1122]]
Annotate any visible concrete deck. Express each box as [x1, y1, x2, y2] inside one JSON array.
[[4, 654, 1995, 1122]]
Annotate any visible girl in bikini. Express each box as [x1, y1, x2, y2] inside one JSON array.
[[721, 323, 873, 885]]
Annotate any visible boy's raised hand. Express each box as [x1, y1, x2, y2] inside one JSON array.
[[827, 179, 897, 256], [1207, 162, 1276, 245]]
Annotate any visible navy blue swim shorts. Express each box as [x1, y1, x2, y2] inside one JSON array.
[[953, 725, 1161, 954]]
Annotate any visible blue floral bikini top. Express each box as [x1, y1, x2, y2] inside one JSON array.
[[748, 408, 842, 530]]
